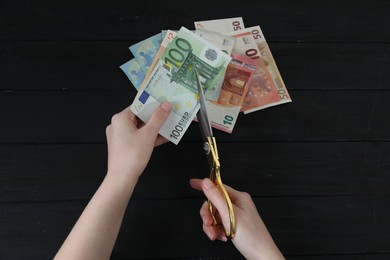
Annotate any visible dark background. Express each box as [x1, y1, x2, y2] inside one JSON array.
[[1, 0, 390, 259]]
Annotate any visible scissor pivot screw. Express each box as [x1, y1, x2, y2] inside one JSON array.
[[203, 142, 211, 154]]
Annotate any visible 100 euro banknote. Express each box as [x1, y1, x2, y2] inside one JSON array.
[[195, 28, 236, 100], [131, 27, 231, 144]]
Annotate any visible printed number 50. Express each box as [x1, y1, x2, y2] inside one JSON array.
[[232, 21, 242, 31]]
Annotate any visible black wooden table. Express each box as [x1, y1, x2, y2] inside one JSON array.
[[1, 0, 390, 259]]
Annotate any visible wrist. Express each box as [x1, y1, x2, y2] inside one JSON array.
[[105, 169, 140, 194], [107, 163, 144, 182], [245, 245, 284, 260], [235, 236, 283, 260]]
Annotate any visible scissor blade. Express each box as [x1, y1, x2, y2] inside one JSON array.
[[195, 70, 213, 141]]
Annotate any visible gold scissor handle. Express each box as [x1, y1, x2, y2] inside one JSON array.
[[209, 167, 236, 239], [207, 137, 236, 239]]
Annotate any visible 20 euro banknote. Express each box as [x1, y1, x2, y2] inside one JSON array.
[[129, 33, 162, 74], [119, 58, 145, 90]]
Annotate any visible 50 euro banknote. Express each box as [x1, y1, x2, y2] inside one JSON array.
[[226, 28, 291, 113], [242, 26, 292, 113], [130, 27, 231, 144], [196, 19, 292, 113], [194, 17, 245, 33]]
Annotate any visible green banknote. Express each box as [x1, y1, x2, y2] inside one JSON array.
[[131, 27, 231, 144]]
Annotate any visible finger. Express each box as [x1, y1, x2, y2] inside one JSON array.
[[200, 200, 214, 226], [216, 182, 242, 205], [214, 226, 228, 242], [105, 124, 111, 136], [142, 102, 172, 136], [193, 179, 226, 227], [192, 178, 240, 199], [154, 135, 169, 147], [105, 125, 111, 148], [202, 223, 218, 241], [201, 178, 231, 231], [192, 178, 244, 209], [191, 178, 242, 204], [213, 205, 224, 224], [118, 105, 138, 125], [189, 178, 203, 191], [203, 223, 227, 242]]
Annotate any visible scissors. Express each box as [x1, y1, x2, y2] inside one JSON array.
[[195, 70, 236, 239]]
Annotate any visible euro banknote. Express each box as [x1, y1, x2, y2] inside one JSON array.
[[195, 19, 292, 113], [130, 27, 231, 144], [195, 28, 235, 56], [243, 26, 291, 113], [121, 31, 175, 90], [205, 53, 257, 133], [121, 17, 291, 143], [195, 28, 236, 100], [129, 33, 162, 74], [143, 30, 177, 84], [119, 58, 145, 90], [227, 29, 285, 113], [194, 17, 245, 33], [162, 30, 194, 40]]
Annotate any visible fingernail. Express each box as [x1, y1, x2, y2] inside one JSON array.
[[160, 102, 172, 112], [203, 178, 213, 190], [219, 236, 228, 242], [200, 213, 206, 224]]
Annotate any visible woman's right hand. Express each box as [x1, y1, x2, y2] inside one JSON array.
[[190, 178, 284, 260]]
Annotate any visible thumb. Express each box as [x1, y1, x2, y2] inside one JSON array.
[[143, 102, 172, 136], [201, 178, 231, 230]]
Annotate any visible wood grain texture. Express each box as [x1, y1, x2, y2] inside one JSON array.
[[1, 142, 390, 202], [1, 0, 389, 42], [0, 90, 389, 143], [1, 42, 390, 91], [0, 196, 389, 259]]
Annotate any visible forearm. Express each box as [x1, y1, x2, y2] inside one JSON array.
[[240, 220, 285, 260], [55, 172, 139, 260]]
